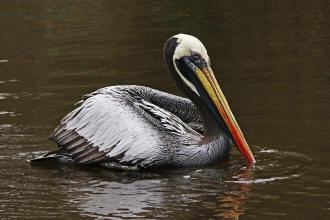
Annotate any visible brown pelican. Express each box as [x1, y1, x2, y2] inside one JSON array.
[[31, 34, 255, 170]]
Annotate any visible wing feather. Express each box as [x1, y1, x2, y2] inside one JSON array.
[[49, 86, 201, 168]]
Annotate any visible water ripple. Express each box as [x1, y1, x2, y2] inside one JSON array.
[[227, 174, 301, 184], [227, 145, 312, 185], [0, 93, 11, 100], [0, 111, 18, 116]]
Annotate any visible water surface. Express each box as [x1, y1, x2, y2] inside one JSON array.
[[0, 0, 329, 219]]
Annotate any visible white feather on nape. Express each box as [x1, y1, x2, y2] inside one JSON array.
[[171, 34, 210, 96]]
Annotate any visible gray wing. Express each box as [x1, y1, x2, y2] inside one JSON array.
[[50, 85, 202, 168], [143, 88, 204, 134], [86, 85, 203, 126]]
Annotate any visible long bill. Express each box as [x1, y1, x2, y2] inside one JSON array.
[[195, 66, 256, 163]]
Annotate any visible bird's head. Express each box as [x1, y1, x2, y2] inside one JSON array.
[[164, 34, 255, 163]]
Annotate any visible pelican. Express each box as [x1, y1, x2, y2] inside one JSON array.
[[31, 34, 255, 170]]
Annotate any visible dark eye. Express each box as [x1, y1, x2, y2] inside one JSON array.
[[192, 53, 200, 60]]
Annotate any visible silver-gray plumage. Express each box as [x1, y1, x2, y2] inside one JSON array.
[[47, 85, 231, 169]]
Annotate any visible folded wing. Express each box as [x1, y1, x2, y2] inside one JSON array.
[[50, 86, 201, 168]]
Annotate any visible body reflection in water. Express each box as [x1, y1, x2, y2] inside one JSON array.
[[31, 145, 309, 219], [55, 164, 253, 219]]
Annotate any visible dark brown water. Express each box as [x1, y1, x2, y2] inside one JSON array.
[[1, 0, 329, 219]]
